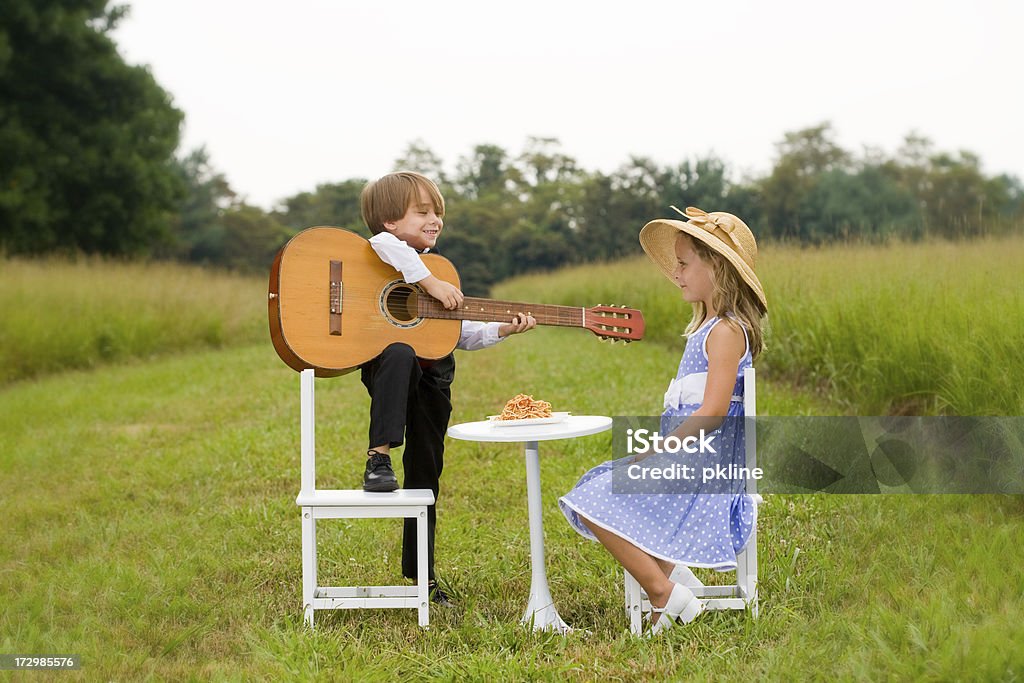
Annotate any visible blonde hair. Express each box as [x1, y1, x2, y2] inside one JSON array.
[[681, 234, 767, 360], [360, 171, 445, 234]]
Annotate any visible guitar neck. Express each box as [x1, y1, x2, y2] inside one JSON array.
[[417, 296, 584, 328]]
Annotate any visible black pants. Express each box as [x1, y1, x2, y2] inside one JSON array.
[[360, 343, 454, 581]]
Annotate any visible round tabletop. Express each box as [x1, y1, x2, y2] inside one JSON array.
[[447, 415, 612, 443]]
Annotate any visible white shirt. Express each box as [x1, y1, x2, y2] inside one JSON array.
[[369, 232, 505, 351]]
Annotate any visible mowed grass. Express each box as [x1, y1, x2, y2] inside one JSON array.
[[2, 330, 1023, 680], [0, 257, 266, 385], [496, 236, 1024, 415]]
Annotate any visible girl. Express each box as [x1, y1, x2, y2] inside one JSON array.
[[559, 206, 768, 635]]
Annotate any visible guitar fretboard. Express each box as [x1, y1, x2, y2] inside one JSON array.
[[417, 297, 584, 328]]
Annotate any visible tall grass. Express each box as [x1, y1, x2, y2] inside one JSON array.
[[5, 237, 1022, 414], [495, 236, 1024, 415], [0, 257, 267, 384]]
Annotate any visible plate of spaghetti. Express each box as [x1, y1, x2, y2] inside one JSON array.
[[488, 394, 570, 426]]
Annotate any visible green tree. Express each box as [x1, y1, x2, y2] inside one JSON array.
[[669, 156, 730, 210], [221, 205, 291, 272], [513, 137, 583, 269], [922, 151, 993, 237], [454, 144, 520, 200], [434, 231, 495, 296], [799, 166, 919, 241], [887, 134, 1017, 237], [0, 0, 183, 255], [759, 122, 850, 240], [497, 222, 573, 276], [990, 174, 1024, 230], [576, 157, 669, 261], [392, 139, 448, 188], [168, 146, 235, 262], [275, 179, 366, 236]]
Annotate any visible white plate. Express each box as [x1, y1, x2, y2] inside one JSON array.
[[487, 412, 571, 427]]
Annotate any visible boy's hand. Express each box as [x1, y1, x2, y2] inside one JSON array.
[[499, 313, 537, 338], [420, 275, 464, 310]]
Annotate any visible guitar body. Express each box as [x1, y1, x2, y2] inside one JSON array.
[[269, 227, 462, 376]]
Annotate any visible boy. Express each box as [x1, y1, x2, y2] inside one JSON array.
[[359, 171, 535, 605]]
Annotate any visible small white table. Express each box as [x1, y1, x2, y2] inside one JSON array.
[[447, 415, 613, 633]]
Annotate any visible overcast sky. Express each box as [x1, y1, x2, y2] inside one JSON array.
[[113, 0, 1024, 210]]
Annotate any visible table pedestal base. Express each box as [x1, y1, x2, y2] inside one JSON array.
[[522, 585, 571, 633], [522, 440, 571, 633]]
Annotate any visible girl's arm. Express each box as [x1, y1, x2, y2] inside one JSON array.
[[664, 321, 746, 447], [632, 320, 745, 462]]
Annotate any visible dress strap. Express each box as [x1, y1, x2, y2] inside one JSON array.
[[703, 314, 750, 361]]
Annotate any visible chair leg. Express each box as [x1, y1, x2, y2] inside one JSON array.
[[735, 528, 759, 617], [416, 507, 430, 627], [301, 508, 316, 629], [624, 570, 644, 636], [747, 525, 759, 618]]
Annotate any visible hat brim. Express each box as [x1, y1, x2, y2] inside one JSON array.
[[639, 219, 768, 311]]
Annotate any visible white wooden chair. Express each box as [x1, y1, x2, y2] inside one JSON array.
[[296, 368, 434, 629], [624, 366, 762, 635]]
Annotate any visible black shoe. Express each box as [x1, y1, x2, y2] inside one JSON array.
[[363, 450, 398, 492], [429, 580, 454, 607]]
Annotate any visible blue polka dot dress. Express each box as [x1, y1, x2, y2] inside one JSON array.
[[558, 315, 757, 571]]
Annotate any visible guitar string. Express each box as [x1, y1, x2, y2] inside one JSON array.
[[316, 284, 636, 328], [323, 287, 594, 323]]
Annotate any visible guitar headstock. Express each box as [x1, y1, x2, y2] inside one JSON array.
[[584, 305, 645, 343]]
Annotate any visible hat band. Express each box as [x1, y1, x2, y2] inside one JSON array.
[[670, 205, 753, 267]]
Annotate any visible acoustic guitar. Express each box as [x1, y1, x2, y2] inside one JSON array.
[[268, 227, 645, 376]]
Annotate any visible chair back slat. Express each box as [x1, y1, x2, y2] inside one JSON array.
[[743, 367, 757, 496]]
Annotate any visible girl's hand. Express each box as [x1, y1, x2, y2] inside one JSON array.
[[499, 313, 537, 337]]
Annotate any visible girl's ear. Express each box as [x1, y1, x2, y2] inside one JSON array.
[[382, 221, 397, 232]]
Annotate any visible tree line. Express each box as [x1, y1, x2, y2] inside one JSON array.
[[3, 2, 1023, 296]]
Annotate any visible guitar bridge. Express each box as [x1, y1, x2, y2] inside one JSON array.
[[329, 260, 342, 335]]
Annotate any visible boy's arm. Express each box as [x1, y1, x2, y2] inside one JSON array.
[[457, 321, 504, 351], [368, 232, 431, 283], [369, 232, 463, 309], [457, 314, 536, 351]]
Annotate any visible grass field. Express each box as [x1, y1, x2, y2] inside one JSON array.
[[2, 241, 1023, 680], [2, 334, 1023, 680]]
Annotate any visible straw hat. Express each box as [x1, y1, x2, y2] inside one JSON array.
[[639, 205, 767, 311]]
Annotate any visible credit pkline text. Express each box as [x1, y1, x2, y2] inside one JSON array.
[[626, 462, 764, 483]]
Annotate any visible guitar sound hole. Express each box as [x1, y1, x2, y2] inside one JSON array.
[[384, 284, 419, 323]]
